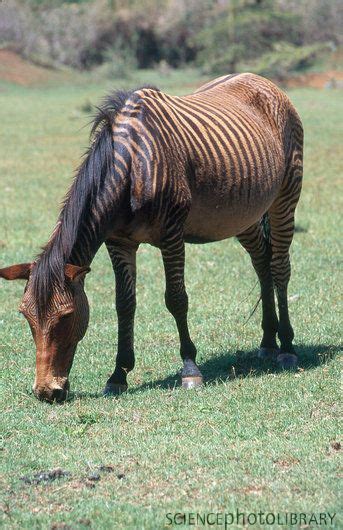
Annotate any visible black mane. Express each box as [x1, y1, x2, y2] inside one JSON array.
[[31, 86, 158, 320]]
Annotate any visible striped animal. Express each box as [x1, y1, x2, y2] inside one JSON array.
[[0, 73, 303, 402]]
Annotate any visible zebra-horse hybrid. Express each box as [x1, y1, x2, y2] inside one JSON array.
[[0, 73, 303, 402]]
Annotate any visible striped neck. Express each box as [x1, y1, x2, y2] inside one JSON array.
[[67, 212, 106, 268]]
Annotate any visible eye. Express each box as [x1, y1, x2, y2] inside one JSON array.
[[52, 313, 74, 340], [59, 314, 72, 322], [54, 312, 74, 329]]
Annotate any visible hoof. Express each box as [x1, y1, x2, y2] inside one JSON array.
[[277, 353, 298, 369], [181, 375, 203, 389], [258, 347, 279, 359], [103, 383, 128, 396]]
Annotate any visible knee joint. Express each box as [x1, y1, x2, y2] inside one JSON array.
[[165, 288, 188, 316]]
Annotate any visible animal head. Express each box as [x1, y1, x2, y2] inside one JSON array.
[[0, 262, 90, 402]]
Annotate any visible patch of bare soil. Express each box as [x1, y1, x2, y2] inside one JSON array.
[[273, 457, 300, 470], [283, 70, 343, 89], [19, 464, 125, 489], [20, 468, 71, 485], [0, 49, 63, 86]]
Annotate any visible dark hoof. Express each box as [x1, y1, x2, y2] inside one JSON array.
[[258, 347, 279, 359], [181, 375, 203, 389], [277, 353, 298, 369], [103, 383, 128, 396]]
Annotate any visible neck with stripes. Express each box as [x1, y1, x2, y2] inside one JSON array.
[[67, 211, 106, 268]]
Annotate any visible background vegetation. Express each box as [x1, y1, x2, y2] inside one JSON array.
[[1, 0, 342, 79]]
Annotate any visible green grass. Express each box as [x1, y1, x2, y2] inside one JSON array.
[[0, 72, 342, 529]]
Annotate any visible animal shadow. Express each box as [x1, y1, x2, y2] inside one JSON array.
[[131, 342, 340, 393], [64, 342, 340, 401]]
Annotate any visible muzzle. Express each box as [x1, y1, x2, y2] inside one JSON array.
[[33, 379, 70, 403]]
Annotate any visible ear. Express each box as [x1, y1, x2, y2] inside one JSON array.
[[0, 263, 32, 280], [64, 264, 91, 282]]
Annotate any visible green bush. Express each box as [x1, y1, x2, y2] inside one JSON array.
[[193, 1, 300, 74], [247, 42, 329, 79], [100, 44, 138, 79]]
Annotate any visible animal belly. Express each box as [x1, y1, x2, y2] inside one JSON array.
[[184, 182, 279, 242]]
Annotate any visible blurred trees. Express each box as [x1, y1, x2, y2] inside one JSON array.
[[0, 0, 342, 76], [193, 0, 302, 73]]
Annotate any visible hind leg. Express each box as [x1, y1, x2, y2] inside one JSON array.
[[237, 222, 279, 357], [269, 158, 302, 368]]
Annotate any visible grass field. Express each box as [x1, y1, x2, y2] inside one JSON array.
[[0, 71, 342, 529]]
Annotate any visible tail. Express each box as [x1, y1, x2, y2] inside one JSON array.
[[244, 212, 272, 323], [261, 212, 272, 261]]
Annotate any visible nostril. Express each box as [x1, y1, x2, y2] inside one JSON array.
[[34, 389, 51, 402], [51, 388, 67, 402]]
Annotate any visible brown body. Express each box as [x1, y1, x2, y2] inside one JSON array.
[[0, 73, 303, 401], [108, 74, 300, 247], [185, 76, 286, 240]]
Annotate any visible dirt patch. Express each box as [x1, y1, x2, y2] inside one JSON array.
[[283, 70, 343, 89], [240, 485, 264, 496], [0, 49, 67, 86], [19, 465, 125, 489], [51, 519, 91, 530], [274, 457, 300, 469], [20, 468, 71, 485]]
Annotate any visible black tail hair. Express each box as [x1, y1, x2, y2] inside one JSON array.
[[245, 212, 272, 323], [261, 211, 272, 259]]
